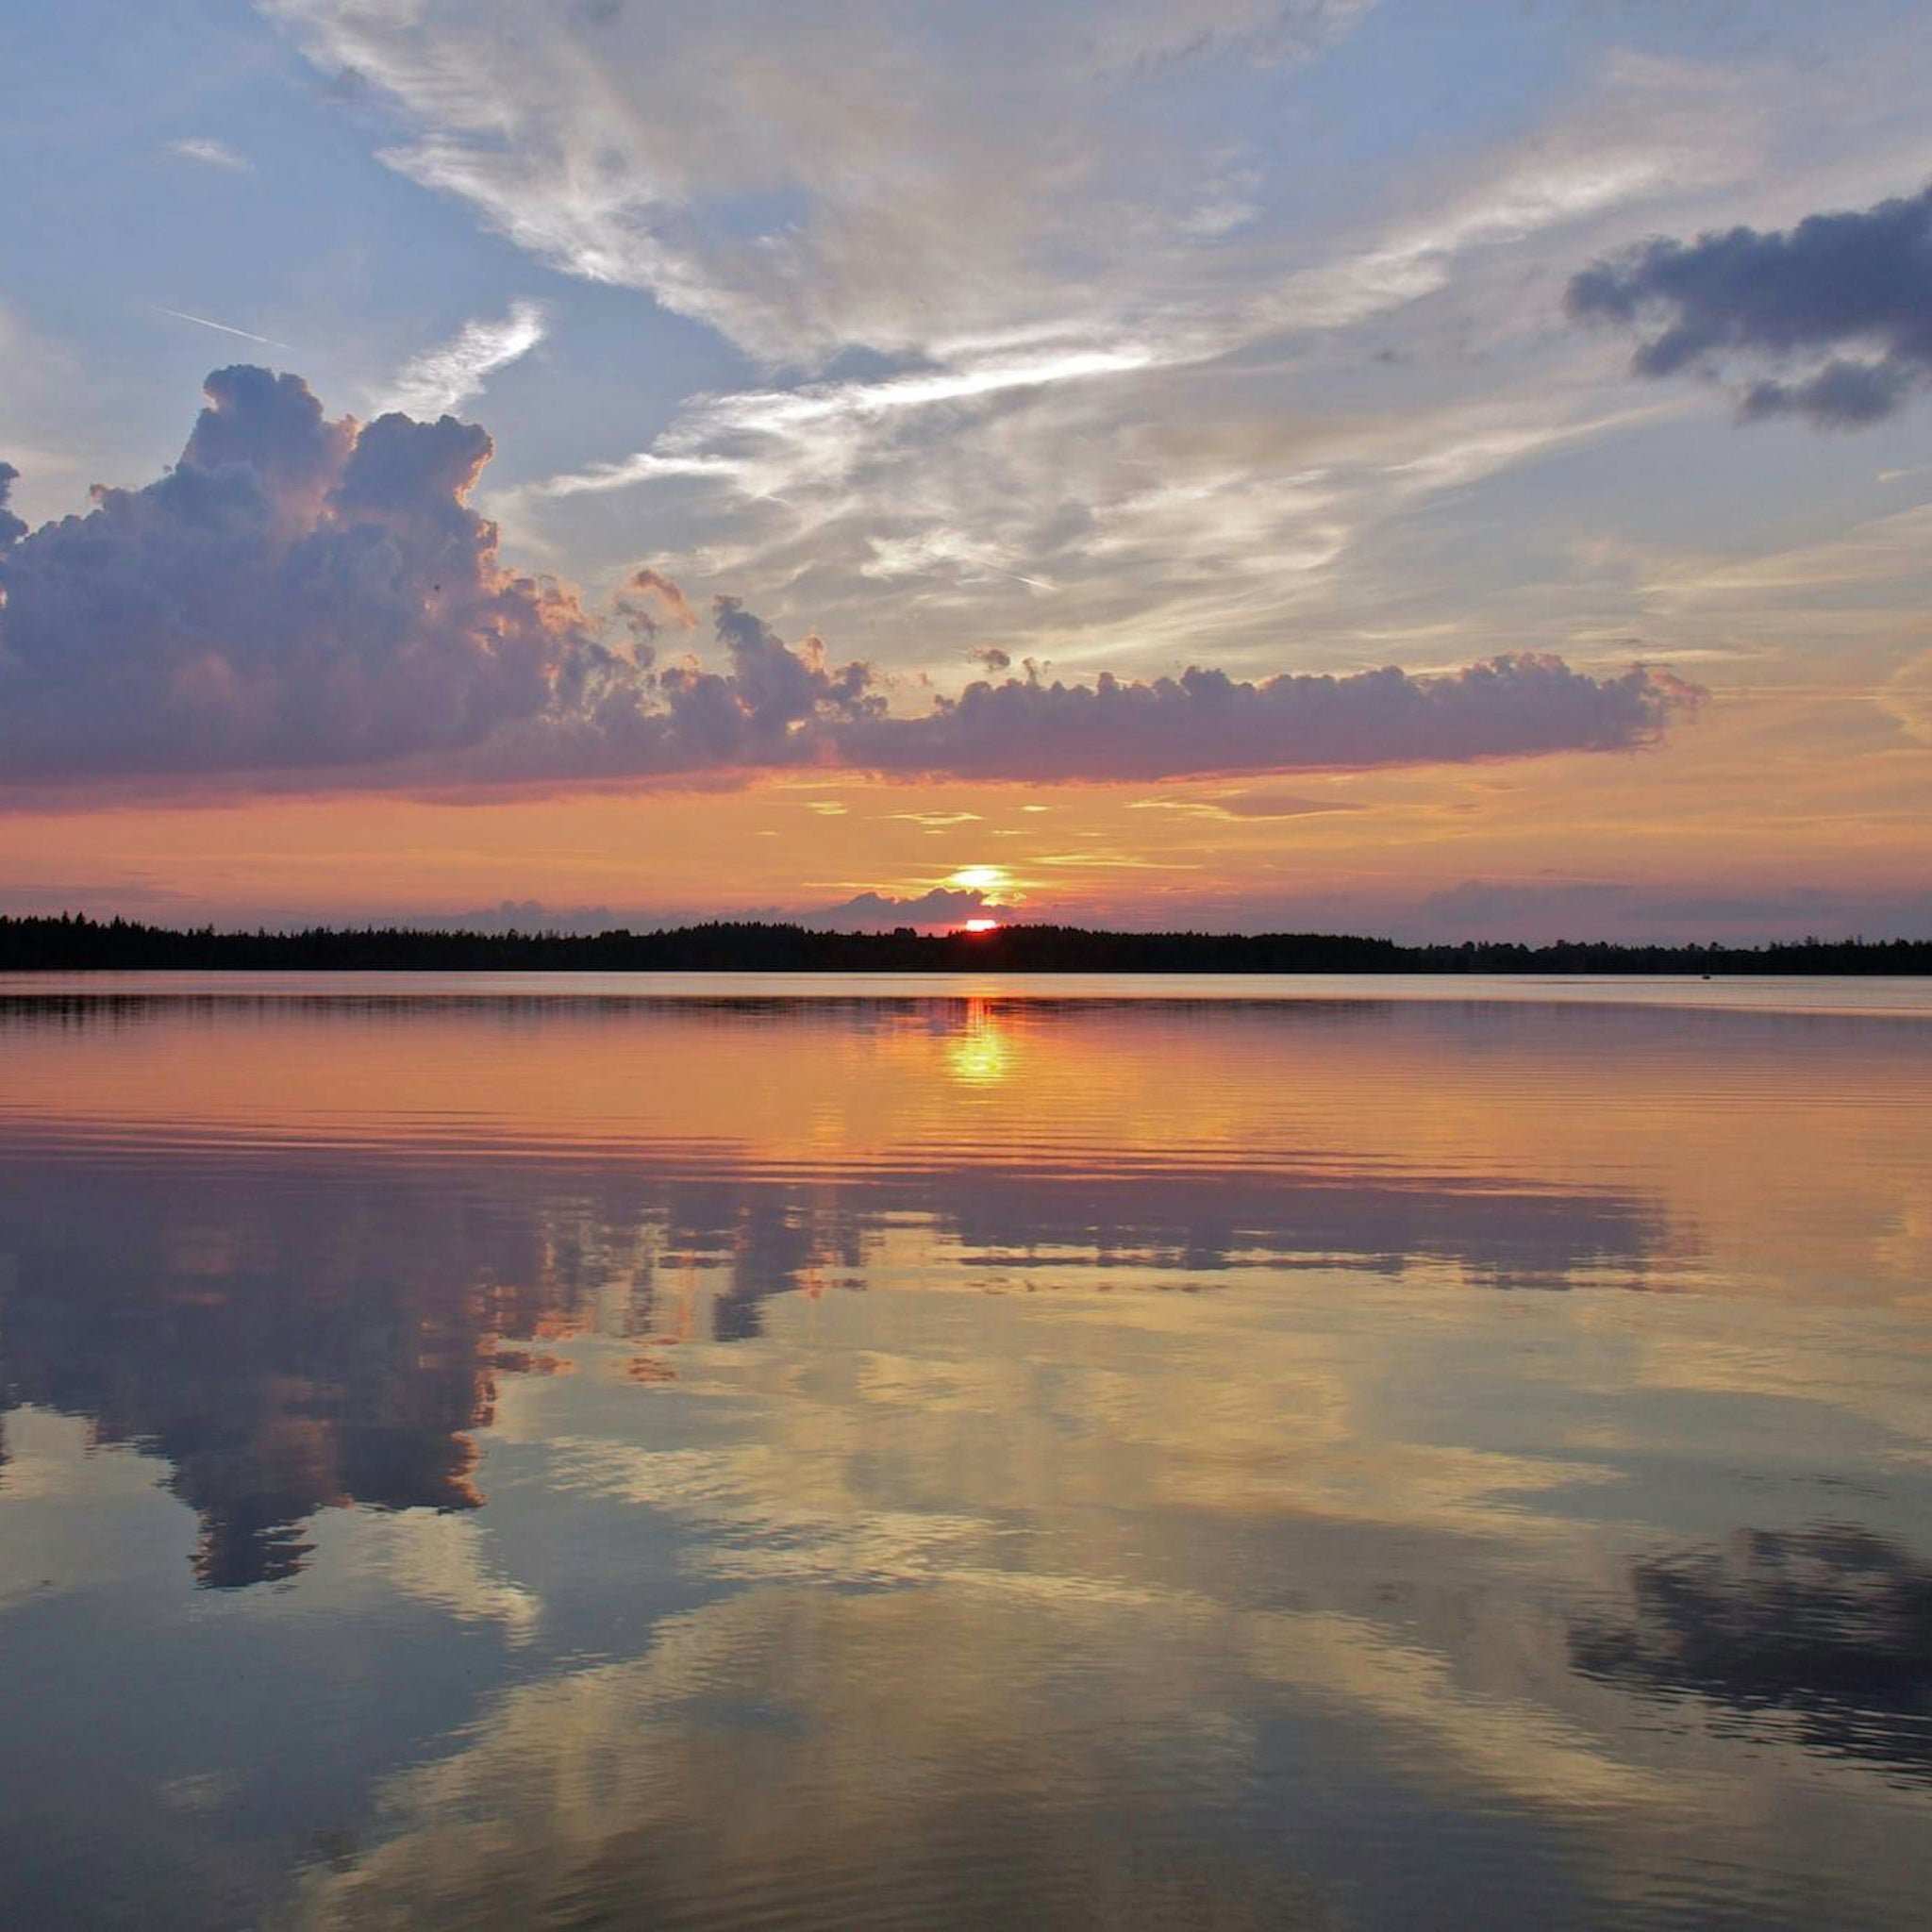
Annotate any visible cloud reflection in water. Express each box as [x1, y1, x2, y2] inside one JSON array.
[[0, 986, 1928, 1929]]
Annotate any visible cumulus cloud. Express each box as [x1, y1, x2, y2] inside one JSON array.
[[618, 568, 697, 641], [377, 299, 549, 418], [835, 656, 1699, 784], [804, 887, 1016, 932], [0, 366, 612, 780], [0, 368, 1699, 797], [1568, 184, 1932, 426], [0, 462, 25, 552]]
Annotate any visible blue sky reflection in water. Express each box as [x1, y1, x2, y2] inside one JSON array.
[[1, 980, 1930, 1929]]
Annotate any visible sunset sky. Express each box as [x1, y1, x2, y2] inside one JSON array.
[[4, 0, 1931, 939]]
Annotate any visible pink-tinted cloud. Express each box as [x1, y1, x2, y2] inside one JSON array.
[[616, 567, 697, 647], [0, 369, 1700, 799], [832, 657, 1698, 783], [0, 368, 606, 779]]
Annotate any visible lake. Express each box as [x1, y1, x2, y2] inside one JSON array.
[[1, 974, 1929, 1930]]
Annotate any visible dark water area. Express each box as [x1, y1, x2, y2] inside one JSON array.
[[1, 974, 1928, 1929]]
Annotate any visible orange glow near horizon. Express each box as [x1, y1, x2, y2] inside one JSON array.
[[0, 684, 1927, 941], [961, 918, 1001, 933], [2, 991, 1926, 1304]]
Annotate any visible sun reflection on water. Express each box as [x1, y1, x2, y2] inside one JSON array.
[[944, 999, 1015, 1086]]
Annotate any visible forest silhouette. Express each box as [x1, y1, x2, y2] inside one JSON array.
[[2, 912, 1927, 974]]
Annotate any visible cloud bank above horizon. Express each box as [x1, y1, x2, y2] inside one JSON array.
[[0, 366, 1696, 801]]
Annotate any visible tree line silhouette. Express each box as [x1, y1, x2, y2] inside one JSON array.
[[1, 911, 1926, 974]]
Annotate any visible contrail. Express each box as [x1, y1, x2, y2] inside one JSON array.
[[149, 304, 291, 351]]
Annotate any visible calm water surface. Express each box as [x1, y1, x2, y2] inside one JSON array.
[[1, 974, 1929, 1929]]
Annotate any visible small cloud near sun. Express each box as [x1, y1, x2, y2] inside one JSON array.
[[945, 864, 1018, 898]]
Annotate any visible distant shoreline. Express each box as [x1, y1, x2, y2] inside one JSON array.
[[3, 914, 1927, 975]]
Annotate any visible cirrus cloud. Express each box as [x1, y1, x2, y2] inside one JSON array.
[[166, 136, 251, 172], [376, 299, 550, 419]]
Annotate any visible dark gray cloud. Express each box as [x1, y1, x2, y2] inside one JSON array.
[[833, 656, 1698, 784], [1568, 184, 1932, 427], [0, 463, 26, 552], [0, 367, 1698, 796], [804, 888, 1013, 931]]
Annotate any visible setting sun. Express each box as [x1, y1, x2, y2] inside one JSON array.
[[961, 917, 1000, 933]]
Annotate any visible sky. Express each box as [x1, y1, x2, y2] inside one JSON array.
[[2, 0, 1931, 941]]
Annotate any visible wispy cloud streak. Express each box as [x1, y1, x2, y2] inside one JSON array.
[[149, 305, 289, 349], [166, 137, 251, 171], [378, 300, 549, 419]]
